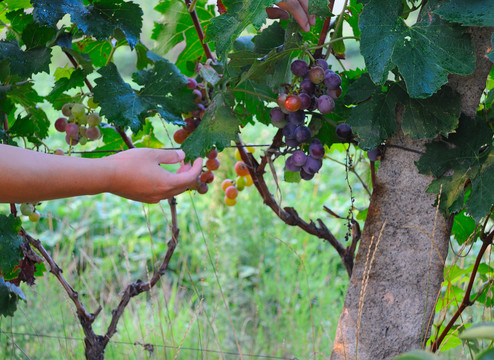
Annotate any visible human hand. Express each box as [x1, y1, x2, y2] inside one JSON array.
[[105, 148, 203, 203], [266, 0, 316, 32]]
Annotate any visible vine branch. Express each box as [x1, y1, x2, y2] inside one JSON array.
[[184, 0, 215, 61], [431, 230, 494, 352], [237, 132, 355, 277]]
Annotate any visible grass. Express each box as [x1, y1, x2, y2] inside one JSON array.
[[0, 123, 370, 359]]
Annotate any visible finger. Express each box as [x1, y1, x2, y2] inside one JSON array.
[[155, 149, 186, 165], [172, 158, 203, 187], [266, 7, 290, 20], [309, 14, 316, 26], [277, 0, 310, 32]]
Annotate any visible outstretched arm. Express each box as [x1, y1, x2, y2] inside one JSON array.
[[0, 145, 203, 204]]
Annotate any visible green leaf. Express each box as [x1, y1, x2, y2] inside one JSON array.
[[434, 0, 494, 27], [182, 93, 241, 159], [359, 0, 475, 98], [93, 61, 194, 133], [75, 39, 113, 68], [21, 22, 56, 49], [47, 68, 85, 103], [460, 322, 494, 340], [418, 116, 494, 220], [0, 40, 51, 79], [232, 80, 276, 126], [284, 169, 301, 183], [253, 21, 285, 55], [32, 0, 143, 49], [308, 0, 332, 18], [452, 211, 477, 245], [393, 350, 439, 360], [347, 85, 400, 150], [476, 348, 494, 360], [400, 86, 461, 139], [344, 72, 380, 104], [0, 276, 25, 317], [204, 0, 277, 59], [0, 215, 23, 275]]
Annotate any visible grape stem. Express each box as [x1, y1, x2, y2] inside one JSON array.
[[314, 0, 335, 59], [184, 0, 215, 62], [430, 229, 494, 352], [237, 133, 356, 277]]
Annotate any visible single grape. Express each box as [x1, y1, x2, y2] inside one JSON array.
[[225, 185, 239, 199], [245, 174, 253, 187], [299, 93, 312, 110], [290, 59, 309, 77], [303, 157, 323, 175], [285, 95, 302, 112], [86, 126, 101, 140], [308, 66, 325, 84], [87, 113, 101, 127], [309, 139, 325, 159], [197, 182, 209, 194], [294, 125, 311, 143], [173, 128, 189, 144], [270, 107, 287, 128], [265, 6, 290, 20], [327, 86, 342, 99], [300, 79, 315, 94], [206, 158, 220, 171], [285, 138, 300, 147], [200, 170, 214, 184], [79, 125, 87, 137], [324, 70, 342, 89], [282, 123, 297, 139], [192, 89, 202, 103], [53, 148, 64, 156], [192, 103, 206, 118], [188, 178, 201, 191], [315, 58, 329, 70], [207, 148, 218, 159], [291, 150, 307, 167], [187, 77, 198, 89], [66, 123, 79, 137], [300, 168, 315, 181], [61, 103, 73, 117], [71, 103, 85, 117], [79, 136, 88, 145], [224, 195, 236, 206], [336, 123, 353, 141], [76, 113, 88, 125], [65, 133, 79, 146], [87, 97, 98, 109], [221, 179, 235, 191], [20, 203, 34, 216], [287, 110, 305, 126], [367, 148, 381, 161], [54, 117, 68, 132], [184, 117, 197, 133], [236, 176, 247, 188], [317, 95, 335, 114], [29, 210, 41, 222], [234, 161, 249, 176], [285, 155, 301, 172]]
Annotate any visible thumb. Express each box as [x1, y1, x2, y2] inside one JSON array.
[[156, 149, 186, 165], [174, 158, 203, 186]]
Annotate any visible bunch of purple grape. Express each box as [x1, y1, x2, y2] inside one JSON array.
[[54, 99, 102, 146], [269, 59, 342, 180]]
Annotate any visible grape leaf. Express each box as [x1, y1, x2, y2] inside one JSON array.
[[93, 61, 195, 133], [452, 211, 477, 245], [0, 40, 51, 79], [344, 73, 380, 104], [182, 94, 241, 159], [233, 80, 276, 126], [152, 1, 215, 75], [0, 215, 23, 275], [400, 86, 461, 139], [360, 0, 475, 98], [347, 86, 400, 150], [32, 0, 143, 49], [253, 21, 285, 55], [204, 0, 277, 59], [309, 0, 333, 18], [0, 276, 25, 317], [47, 68, 85, 103], [433, 0, 494, 27], [417, 116, 494, 221]]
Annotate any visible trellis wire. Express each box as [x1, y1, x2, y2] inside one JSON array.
[[0, 330, 299, 359]]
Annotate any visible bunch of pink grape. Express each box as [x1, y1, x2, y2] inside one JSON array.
[[270, 58, 342, 180], [187, 148, 220, 195], [54, 98, 102, 146]]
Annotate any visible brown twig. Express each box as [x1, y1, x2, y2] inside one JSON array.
[[237, 135, 355, 276], [313, 0, 335, 59], [430, 230, 494, 352], [63, 50, 94, 92], [184, 0, 215, 61]]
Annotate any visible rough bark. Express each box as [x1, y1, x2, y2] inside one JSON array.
[[331, 27, 493, 360]]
